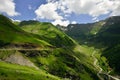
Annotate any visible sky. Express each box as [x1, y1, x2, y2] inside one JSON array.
[[0, 0, 120, 26]]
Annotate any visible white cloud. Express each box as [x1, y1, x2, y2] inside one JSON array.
[[110, 0, 120, 16], [52, 19, 70, 26], [61, 0, 120, 17], [60, 0, 120, 17], [0, 0, 19, 16], [71, 21, 77, 24], [35, 0, 120, 25], [35, 2, 63, 20]]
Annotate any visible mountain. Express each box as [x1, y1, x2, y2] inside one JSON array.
[[94, 16, 120, 46], [66, 21, 105, 44], [18, 20, 99, 80], [95, 16, 120, 74], [65, 16, 120, 75], [0, 15, 99, 80], [66, 23, 93, 44], [18, 20, 75, 47], [0, 15, 51, 48]]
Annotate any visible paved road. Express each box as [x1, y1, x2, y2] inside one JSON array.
[[92, 51, 104, 80], [92, 51, 120, 80]]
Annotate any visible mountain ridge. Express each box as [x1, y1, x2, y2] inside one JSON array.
[[0, 14, 99, 80], [63, 16, 120, 76]]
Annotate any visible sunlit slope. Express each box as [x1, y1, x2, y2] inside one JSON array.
[[0, 15, 99, 80], [96, 16, 120, 74], [19, 20, 75, 47], [95, 16, 120, 46], [18, 20, 99, 80], [65, 16, 120, 75], [66, 21, 105, 44], [0, 15, 51, 48], [0, 59, 60, 80]]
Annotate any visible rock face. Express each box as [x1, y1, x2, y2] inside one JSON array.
[[5, 51, 38, 69]]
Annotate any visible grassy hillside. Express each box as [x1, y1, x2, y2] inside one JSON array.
[[66, 23, 93, 44], [66, 21, 105, 44], [0, 15, 51, 48], [18, 20, 99, 80], [0, 59, 60, 80], [95, 16, 120, 46], [65, 16, 120, 75], [0, 15, 99, 80], [95, 17, 120, 74], [19, 20, 75, 47]]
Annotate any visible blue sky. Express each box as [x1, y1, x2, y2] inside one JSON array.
[[10, 0, 46, 20], [0, 0, 120, 26]]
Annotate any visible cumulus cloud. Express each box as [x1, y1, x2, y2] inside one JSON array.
[[61, 0, 120, 17], [110, 0, 120, 16], [35, 0, 120, 26], [0, 0, 19, 16], [35, 2, 63, 20], [52, 19, 70, 26]]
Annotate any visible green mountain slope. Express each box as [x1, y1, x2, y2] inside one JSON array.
[[95, 16, 120, 74], [19, 20, 75, 47], [0, 60, 60, 80], [65, 16, 120, 75], [66, 21, 105, 44], [0, 15, 60, 80], [95, 16, 120, 46], [0, 15, 99, 80], [18, 20, 99, 80], [66, 23, 93, 43], [0, 15, 51, 48]]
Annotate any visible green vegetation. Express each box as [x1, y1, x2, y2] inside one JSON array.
[[0, 14, 51, 48], [0, 50, 15, 59], [0, 15, 99, 80], [19, 21, 75, 47], [0, 61, 60, 80], [1, 14, 120, 79], [102, 44, 120, 74], [18, 20, 99, 80], [94, 17, 120, 74], [66, 23, 93, 44], [65, 16, 120, 75]]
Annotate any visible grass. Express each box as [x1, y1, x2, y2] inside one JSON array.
[[73, 45, 95, 67], [19, 21, 75, 47], [90, 21, 105, 35], [0, 50, 15, 60], [0, 15, 100, 80], [26, 47, 99, 80], [0, 15, 51, 48], [95, 50, 110, 72], [0, 61, 60, 80]]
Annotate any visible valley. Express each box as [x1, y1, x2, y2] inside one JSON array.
[[0, 14, 120, 80], [62, 16, 120, 80]]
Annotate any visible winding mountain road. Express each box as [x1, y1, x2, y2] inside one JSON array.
[[92, 51, 120, 80], [92, 51, 104, 80]]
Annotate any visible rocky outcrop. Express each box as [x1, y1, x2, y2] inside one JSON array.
[[5, 51, 38, 69]]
